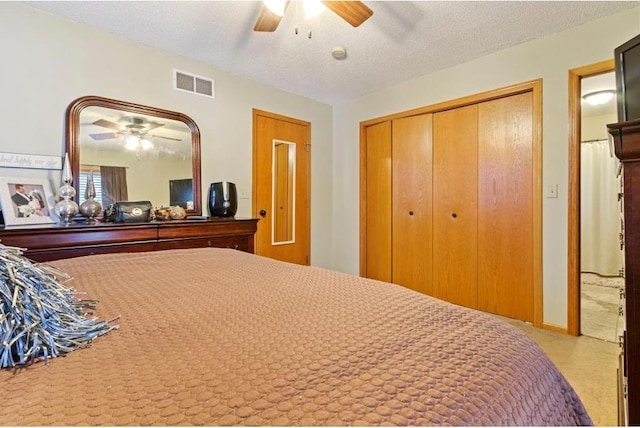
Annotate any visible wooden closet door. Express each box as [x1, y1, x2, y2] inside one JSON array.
[[364, 121, 392, 282], [432, 105, 479, 308], [392, 114, 433, 295], [477, 93, 534, 322]]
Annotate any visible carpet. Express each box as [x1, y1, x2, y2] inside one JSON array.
[[581, 273, 623, 343]]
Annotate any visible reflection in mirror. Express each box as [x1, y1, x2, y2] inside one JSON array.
[[79, 107, 192, 208], [66, 96, 202, 215], [272, 140, 296, 245]]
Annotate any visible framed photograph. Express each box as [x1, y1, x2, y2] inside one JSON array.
[[0, 177, 57, 226]]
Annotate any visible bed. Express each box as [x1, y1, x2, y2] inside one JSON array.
[[0, 247, 591, 426]]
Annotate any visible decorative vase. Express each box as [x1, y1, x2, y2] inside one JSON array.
[[79, 170, 102, 223], [54, 153, 79, 224]]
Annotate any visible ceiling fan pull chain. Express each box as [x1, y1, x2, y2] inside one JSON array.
[[308, 30, 312, 39]]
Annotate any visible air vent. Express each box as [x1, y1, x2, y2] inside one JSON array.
[[173, 69, 215, 98]]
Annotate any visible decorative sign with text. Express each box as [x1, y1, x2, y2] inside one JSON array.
[[0, 153, 62, 170]]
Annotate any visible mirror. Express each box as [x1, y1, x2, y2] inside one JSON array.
[[66, 96, 201, 216], [272, 140, 295, 244]]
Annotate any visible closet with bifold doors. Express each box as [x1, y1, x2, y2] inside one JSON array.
[[360, 81, 542, 325]]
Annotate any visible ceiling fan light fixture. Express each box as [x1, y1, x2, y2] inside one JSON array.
[[582, 89, 615, 106], [254, 1, 372, 32], [124, 134, 155, 151], [125, 135, 140, 150], [304, 0, 326, 19], [263, 0, 287, 16]]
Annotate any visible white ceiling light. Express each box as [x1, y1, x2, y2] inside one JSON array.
[[140, 138, 154, 151], [263, 0, 286, 16], [582, 90, 615, 106], [125, 134, 154, 151], [263, 0, 326, 19], [125, 135, 140, 150], [304, 0, 326, 19]]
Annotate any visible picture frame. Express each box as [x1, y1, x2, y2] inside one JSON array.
[[0, 177, 57, 226]]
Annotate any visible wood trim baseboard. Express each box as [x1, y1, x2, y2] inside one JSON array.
[[543, 323, 569, 334]]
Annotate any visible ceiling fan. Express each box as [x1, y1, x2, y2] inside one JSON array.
[[254, 1, 373, 32], [89, 117, 181, 143]]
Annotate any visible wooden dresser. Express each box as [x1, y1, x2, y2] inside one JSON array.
[[608, 119, 640, 426], [0, 218, 259, 262]]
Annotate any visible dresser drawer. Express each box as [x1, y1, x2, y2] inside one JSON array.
[[156, 235, 250, 252], [24, 241, 158, 262], [157, 220, 256, 239], [0, 224, 157, 250]]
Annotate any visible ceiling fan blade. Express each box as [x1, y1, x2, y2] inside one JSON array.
[[145, 122, 165, 131], [89, 132, 120, 141], [254, 2, 289, 32], [323, 1, 373, 27], [149, 134, 182, 142], [93, 119, 122, 131]]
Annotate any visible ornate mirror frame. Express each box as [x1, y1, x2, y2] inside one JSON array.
[[66, 95, 202, 216]]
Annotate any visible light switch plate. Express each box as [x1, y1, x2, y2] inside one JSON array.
[[545, 184, 558, 198], [239, 187, 250, 199]]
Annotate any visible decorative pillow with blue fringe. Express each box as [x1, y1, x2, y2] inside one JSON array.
[[0, 244, 118, 368]]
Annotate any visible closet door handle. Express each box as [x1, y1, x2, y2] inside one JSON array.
[[451, 213, 457, 218], [409, 211, 414, 216]]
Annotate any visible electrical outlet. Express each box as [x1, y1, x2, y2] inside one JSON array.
[[545, 184, 558, 198]]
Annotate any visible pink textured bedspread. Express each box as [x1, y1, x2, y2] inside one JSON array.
[[1, 248, 591, 425]]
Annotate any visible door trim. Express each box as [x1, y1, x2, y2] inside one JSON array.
[[567, 59, 615, 336], [360, 79, 543, 327]]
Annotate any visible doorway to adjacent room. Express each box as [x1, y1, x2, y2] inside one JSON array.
[[568, 61, 624, 341]]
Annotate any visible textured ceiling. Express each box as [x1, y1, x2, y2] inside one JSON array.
[[25, 1, 638, 105]]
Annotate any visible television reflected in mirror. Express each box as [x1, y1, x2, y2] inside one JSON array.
[[170, 178, 194, 210]]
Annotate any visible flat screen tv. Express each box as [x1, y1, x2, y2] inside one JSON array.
[[615, 33, 640, 122]]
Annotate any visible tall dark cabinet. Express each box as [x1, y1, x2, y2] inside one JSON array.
[[608, 119, 640, 426]]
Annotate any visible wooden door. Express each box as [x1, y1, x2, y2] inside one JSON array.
[[253, 109, 310, 265], [392, 114, 433, 295], [432, 105, 479, 309], [477, 93, 534, 321], [363, 121, 392, 282]]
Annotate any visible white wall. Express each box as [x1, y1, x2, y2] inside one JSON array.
[[332, 7, 640, 328], [583, 113, 618, 141], [0, 3, 334, 268]]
